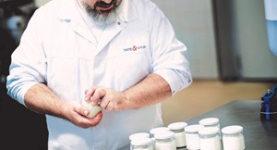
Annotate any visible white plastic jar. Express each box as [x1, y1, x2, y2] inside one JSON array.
[[199, 118, 220, 128], [131, 137, 154, 150], [81, 98, 101, 118], [168, 122, 187, 149], [129, 132, 150, 141], [221, 126, 245, 150], [154, 131, 177, 150], [199, 118, 221, 139], [184, 124, 205, 150], [198, 127, 221, 150], [150, 127, 170, 138]]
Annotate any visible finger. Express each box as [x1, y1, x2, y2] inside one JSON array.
[[99, 95, 110, 110], [91, 88, 106, 105], [79, 112, 103, 128], [84, 87, 98, 101], [74, 102, 90, 117], [88, 112, 103, 126], [83, 108, 89, 117], [105, 101, 113, 111]]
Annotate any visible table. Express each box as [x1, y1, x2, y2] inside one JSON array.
[[119, 100, 277, 150], [185, 100, 277, 150]]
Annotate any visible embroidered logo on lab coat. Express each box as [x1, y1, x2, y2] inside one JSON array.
[[123, 45, 146, 52]]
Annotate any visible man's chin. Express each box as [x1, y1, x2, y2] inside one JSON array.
[[93, 14, 117, 25]]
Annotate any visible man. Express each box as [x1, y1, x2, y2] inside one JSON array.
[[6, 0, 192, 149]]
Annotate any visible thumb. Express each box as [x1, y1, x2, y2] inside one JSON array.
[[74, 101, 90, 117], [82, 108, 89, 117]]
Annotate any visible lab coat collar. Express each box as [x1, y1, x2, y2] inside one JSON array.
[[118, 0, 137, 23], [56, 0, 137, 46], [56, 0, 95, 43], [94, 0, 138, 55], [56, 0, 77, 22]]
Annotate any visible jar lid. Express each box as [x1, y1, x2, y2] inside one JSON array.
[[168, 122, 188, 130], [221, 125, 243, 134], [154, 131, 175, 140], [199, 118, 219, 126], [185, 124, 205, 133], [150, 127, 170, 135], [198, 127, 219, 135], [129, 132, 150, 141], [131, 137, 153, 146]]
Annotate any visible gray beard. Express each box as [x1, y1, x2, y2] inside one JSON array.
[[79, 0, 123, 25]]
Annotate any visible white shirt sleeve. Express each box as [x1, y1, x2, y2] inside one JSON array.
[[149, 6, 192, 95], [6, 8, 47, 105]]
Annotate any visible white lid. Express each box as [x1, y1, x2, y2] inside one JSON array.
[[198, 127, 219, 135], [150, 127, 170, 135], [154, 131, 175, 140], [221, 125, 243, 134], [185, 124, 205, 133], [129, 132, 150, 141], [168, 122, 188, 130], [131, 137, 153, 146], [199, 118, 219, 126]]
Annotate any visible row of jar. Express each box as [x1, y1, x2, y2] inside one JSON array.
[[129, 117, 245, 150]]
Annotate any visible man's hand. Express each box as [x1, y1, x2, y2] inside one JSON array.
[[84, 86, 129, 111], [61, 101, 103, 128], [24, 83, 103, 128]]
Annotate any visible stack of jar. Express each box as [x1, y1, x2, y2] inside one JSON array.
[[128, 118, 245, 150]]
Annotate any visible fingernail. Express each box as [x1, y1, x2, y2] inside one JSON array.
[[85, 96, 89, 102], [84, 110, 88, 115]]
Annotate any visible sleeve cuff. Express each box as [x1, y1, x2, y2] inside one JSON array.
[[154, 69, 191, 95], [18, 82, 38, 106]]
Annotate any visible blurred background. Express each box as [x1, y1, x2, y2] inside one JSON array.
[[0, 0, 276, 149]]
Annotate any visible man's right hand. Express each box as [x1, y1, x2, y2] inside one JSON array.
[[61, 101, 103, 128]]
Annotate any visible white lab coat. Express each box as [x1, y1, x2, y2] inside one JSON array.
[[6, 0, 192, 149]]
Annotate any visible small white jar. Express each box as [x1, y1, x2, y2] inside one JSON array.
[[198, 127, 221, 150], [81, 99, 101, 118], [221, 126, 245, 150], [131, 137, 154, 150], [168, 122, 187, 148], [154, 131, 177, 150], [150, 127, 170, 138], [199, 118, 220, 128], [199, 118, 221, 138], [129, 132, 150, 141], [184, 124, 205, 150]]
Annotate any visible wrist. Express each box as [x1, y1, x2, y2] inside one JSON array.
[[123, 91, 132, 109]]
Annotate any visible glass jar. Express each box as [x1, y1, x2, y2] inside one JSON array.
[[129, 132, 150, 141], [154, 131, 177, 150], [150, 127, 170, 138], [199, 118, 220, 128], [199, 118, 221, 138], [184, 124, 205, 150], [221, 126, 245, 150], [168, 122, 187, 148], [81, 97, 101, 118], [131, 137, 154, 150], [198, 127, 221, 150]]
